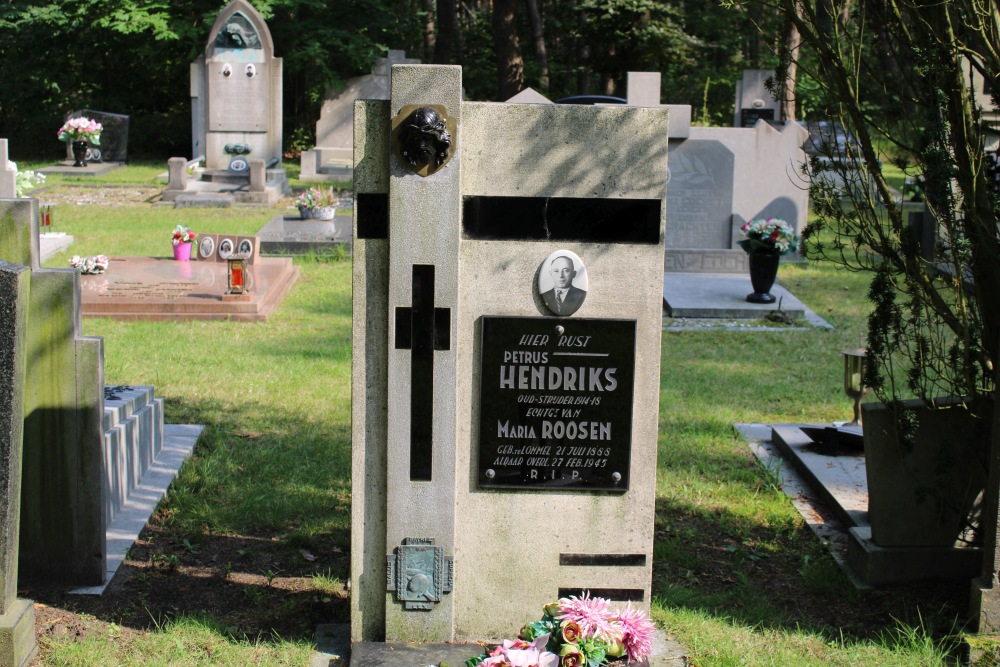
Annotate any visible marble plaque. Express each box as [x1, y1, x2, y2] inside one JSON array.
[[666, 139, 734, 249], [208, 61, 270, 132]]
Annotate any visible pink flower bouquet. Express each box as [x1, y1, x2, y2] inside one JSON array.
[[465, 594, 656, 667], [57, 117, 103, 145]]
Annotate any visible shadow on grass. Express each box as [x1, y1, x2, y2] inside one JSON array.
[[22, 392, 353, 646], [651, 496, 970, 650]]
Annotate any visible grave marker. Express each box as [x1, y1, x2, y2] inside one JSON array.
[[0, 198, 106, 584], [0, 258, 38, 667], [352, 64, 668, 643]]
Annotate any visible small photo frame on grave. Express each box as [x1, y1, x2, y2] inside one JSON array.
[[199, 235, 216, 260], [537, 249, 588, 317], [237, 238, 253, 257], [218, 238, 235, 260]]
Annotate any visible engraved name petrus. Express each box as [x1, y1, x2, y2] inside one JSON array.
[[477, 317, 636, 491]]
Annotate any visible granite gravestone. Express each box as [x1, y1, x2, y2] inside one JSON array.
[[733, 70, 781, 128], [64, 110, 129, 163], [0, 259, 37, 667], [191, 0, 282, 172], [0, 198, 106, 585], [352, 65, 668, 643]]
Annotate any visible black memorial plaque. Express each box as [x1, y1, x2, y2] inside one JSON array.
[[478, 316, 636, 491], [740, 108, 775, 128]]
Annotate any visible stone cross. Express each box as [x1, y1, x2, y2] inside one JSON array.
[[0, 258, 38, 667], [352, 64, 669, 644]]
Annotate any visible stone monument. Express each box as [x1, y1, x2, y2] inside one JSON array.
[[0, 198, 106, 585], [0, 258, 37, 667], [301, 50, 420, 182], [733, 69, 781, 128], [169, 0, 286, 206], [352, 65, 668, 644]]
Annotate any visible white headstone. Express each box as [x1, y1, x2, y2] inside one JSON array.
[[0, 140, 16, 199]]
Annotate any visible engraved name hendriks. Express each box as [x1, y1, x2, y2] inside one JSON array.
[[478, 317, 637, 491]]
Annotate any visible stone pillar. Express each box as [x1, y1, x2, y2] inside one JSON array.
[[249, 159, 265, 192], [382, 64, 463, 643], [167, 157, 188, 192], [0, 259, 38, 667]]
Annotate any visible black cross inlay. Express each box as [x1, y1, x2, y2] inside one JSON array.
[[394, 264, 451, 481]]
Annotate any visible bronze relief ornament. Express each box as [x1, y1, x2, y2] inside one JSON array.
[[392, 105, 455, 176]]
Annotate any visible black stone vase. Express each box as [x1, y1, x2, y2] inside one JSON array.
[[71, 140, 88, 167], [746, 252, 781, 303]]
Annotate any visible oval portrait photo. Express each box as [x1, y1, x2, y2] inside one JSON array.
[[537, 250, 588, 316]]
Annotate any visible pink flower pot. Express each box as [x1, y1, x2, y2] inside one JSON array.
[[173, 242, 192, 261]]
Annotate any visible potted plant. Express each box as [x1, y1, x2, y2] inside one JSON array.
[[295, 187, 340, 221], [171, 225, 196, 261], [57, 117, 102, 167], [767, 0, 999, 566], [736, 217, 798, 303]]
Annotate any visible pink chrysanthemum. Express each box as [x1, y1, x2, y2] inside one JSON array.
[[557, 594, 619, 641], [612, 605, 656, 663]]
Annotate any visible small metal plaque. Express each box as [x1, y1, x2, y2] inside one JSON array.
[[386, 537, 454, 610], [477, 317, 636, 491]]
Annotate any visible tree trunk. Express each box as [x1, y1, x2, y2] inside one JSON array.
[[434, 0, 458, 63], [422, 0, 436, 62], [524, 0, 549, 92], [781, 0, 802, 120], [492, 0, 524, 100]]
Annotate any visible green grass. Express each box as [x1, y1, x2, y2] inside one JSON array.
[[29, 168, 963, 665]]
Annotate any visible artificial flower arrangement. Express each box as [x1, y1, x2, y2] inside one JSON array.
[[8, 161, 45, 197], [57, 117, 103, 145], [463, 595, 656, 667], [172, 225, 196, 246], [69, 255, 110, 275], [737, 217, 798, 256], [295, 186, 340, 210]]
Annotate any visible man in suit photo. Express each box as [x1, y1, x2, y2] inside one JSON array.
[[541, 254, 587, 315]]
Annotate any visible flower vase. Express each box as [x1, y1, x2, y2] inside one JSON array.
[[173, 242, 192, 261], [310, 206, 337, 221], [298, 206, 312, 220], [746, 253, 780, 303], [71, 140, 88, 167]]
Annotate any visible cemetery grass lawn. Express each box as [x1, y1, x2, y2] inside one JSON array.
[[26, 177, 964, 665]]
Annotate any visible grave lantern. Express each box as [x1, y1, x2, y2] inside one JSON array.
[[227, 257, 247, 294], [842, 347, 868, 426]]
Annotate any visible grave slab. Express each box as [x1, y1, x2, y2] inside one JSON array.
[[770, 425, 867, 528], [256, 212, 352, 254], [754, 423, 983, 587], [70, 423, 202, 595], [39, 233, 74, 262], [37, 161, 122, 177], [663, 271, 807, 318], [77, 256, 299, 322]]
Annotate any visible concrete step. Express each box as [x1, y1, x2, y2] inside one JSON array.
[[103, 385, 165, 528]]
